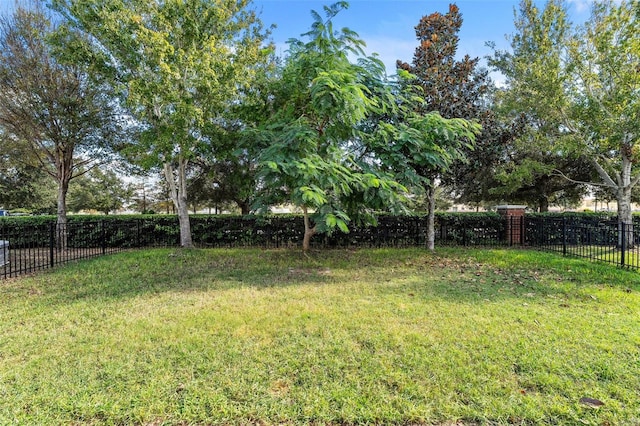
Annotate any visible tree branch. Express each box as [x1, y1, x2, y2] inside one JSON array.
[[551, 163, 615, 189]]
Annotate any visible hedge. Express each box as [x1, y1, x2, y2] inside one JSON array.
[[0, 212, 510, 249]]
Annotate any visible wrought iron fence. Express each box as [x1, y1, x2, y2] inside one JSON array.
[[1, 215, 514, 279], [524, 216, 640, 270], [3, 214, 635, 279], [0, 221, 139, 279]]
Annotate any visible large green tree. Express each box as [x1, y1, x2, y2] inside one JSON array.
[[188, 156, 257, 215], [395, 4, 483, 248], [0, 5, 121, 232], [566, 0, 639, 240], [52, 0, 270, 247], [492, 0, 639, 242], [0, 135, 56, 213], [488, 0, 591, 212], [253, 2, 407, 251], [488, 131, 591, 211], [365, 70, 480, 250], [68, 167, 134, 214]]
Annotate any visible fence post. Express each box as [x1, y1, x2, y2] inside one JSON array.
[[49, 222, 55, 268], [621, 221, 626, 267], [101, 220, 106, 255], [520, 215, 525, 246], [510, 216, 514, 246], [463, 221, 468, 247], [562, 217, 567, 256]]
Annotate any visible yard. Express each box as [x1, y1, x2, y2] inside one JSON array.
[[0, 248, 638, 425]]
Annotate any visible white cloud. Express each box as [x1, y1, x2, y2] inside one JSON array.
[[568, 0, 592, 13], [361, 36, 416, 75], [567, 0, 623, 15]]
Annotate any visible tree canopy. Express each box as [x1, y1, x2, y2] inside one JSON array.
[[395, 4, 482, 249], [252, 2, 408, 250], [52, 0, 271, 247], [491, 0, 639, 235], [0, 5, 122, 230]]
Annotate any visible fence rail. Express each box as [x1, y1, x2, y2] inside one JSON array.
[[524, 217, 639, 271], [0, 221, 132, 279], [1, 215, 638, 279]]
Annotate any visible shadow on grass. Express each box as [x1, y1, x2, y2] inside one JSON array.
[[27, 248, 337, 303], [376, 247, 640, 304], [5, 247, 639, 305]]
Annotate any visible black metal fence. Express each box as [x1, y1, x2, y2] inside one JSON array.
[[0, 215, 512, 279], [0, 221, 132, 279], [524, 216, 640, 270], [1, 214, 637, 279]]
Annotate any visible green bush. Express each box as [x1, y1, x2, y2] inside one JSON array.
[[0, 212, 514, 249]]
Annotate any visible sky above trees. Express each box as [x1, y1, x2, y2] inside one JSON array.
[[252, 0, 596, 76], [0, 0, 602, 77]]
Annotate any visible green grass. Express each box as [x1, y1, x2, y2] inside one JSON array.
[[562, 245, 640, 268], [1, 248, 639, 425]]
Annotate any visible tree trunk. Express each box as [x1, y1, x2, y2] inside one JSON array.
[[234, 198, 250, 215], [538, 196, 549, 213], [164, 161, 193, 248], [426, 184, 436, 251], [302, 205, 316, 252], [616, 187, 634, 249], [238, 200, 250, 216], [55, 146, 74, 250], [591, 151, 637, 249], [56, 178, 69, 250]]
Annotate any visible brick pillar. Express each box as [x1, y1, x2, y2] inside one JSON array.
[[496, 205, 526, 245]]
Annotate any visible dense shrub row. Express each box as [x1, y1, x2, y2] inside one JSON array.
[[527, 211, 640, 224], [524, 213, 639, 246], [0, 212, 509, 249], [3, 211, 634, 250]]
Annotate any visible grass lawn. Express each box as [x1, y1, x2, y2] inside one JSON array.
[[563, 245, 640, 269], [0, 248, 639, 425]]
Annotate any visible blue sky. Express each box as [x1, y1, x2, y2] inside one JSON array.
[[0, 0, 595, 79], [253, 0, 595, 79]]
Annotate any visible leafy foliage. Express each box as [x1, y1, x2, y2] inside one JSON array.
[[0, 5, 123, 226], [488, 0, 591, 212], [565, 0, 640, 228], [51, 0, 271, 246], [68, 167, 134, 214], [394, 4, 484, 249], [0, 147, 56, 213], [253, 3, 407, 249], [491, 0, 640, 228]]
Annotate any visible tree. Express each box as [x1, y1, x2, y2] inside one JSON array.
[[254, 2, 406, 251], [129, 175, 175, 214], [488, 132, 591, 212], [0, 155, 56, 213], [52, 0, 271, 247], [365, 70, 480, 250], [189, 119, 265, 215], [491, 0, 639, 244], [395, 4, 483, 249], [0, 5, 122, 233], [188, 157, 258, 215], [566, 0, 639, 243], [488, 0, 591, 212], [68, 167, 134, 214]]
